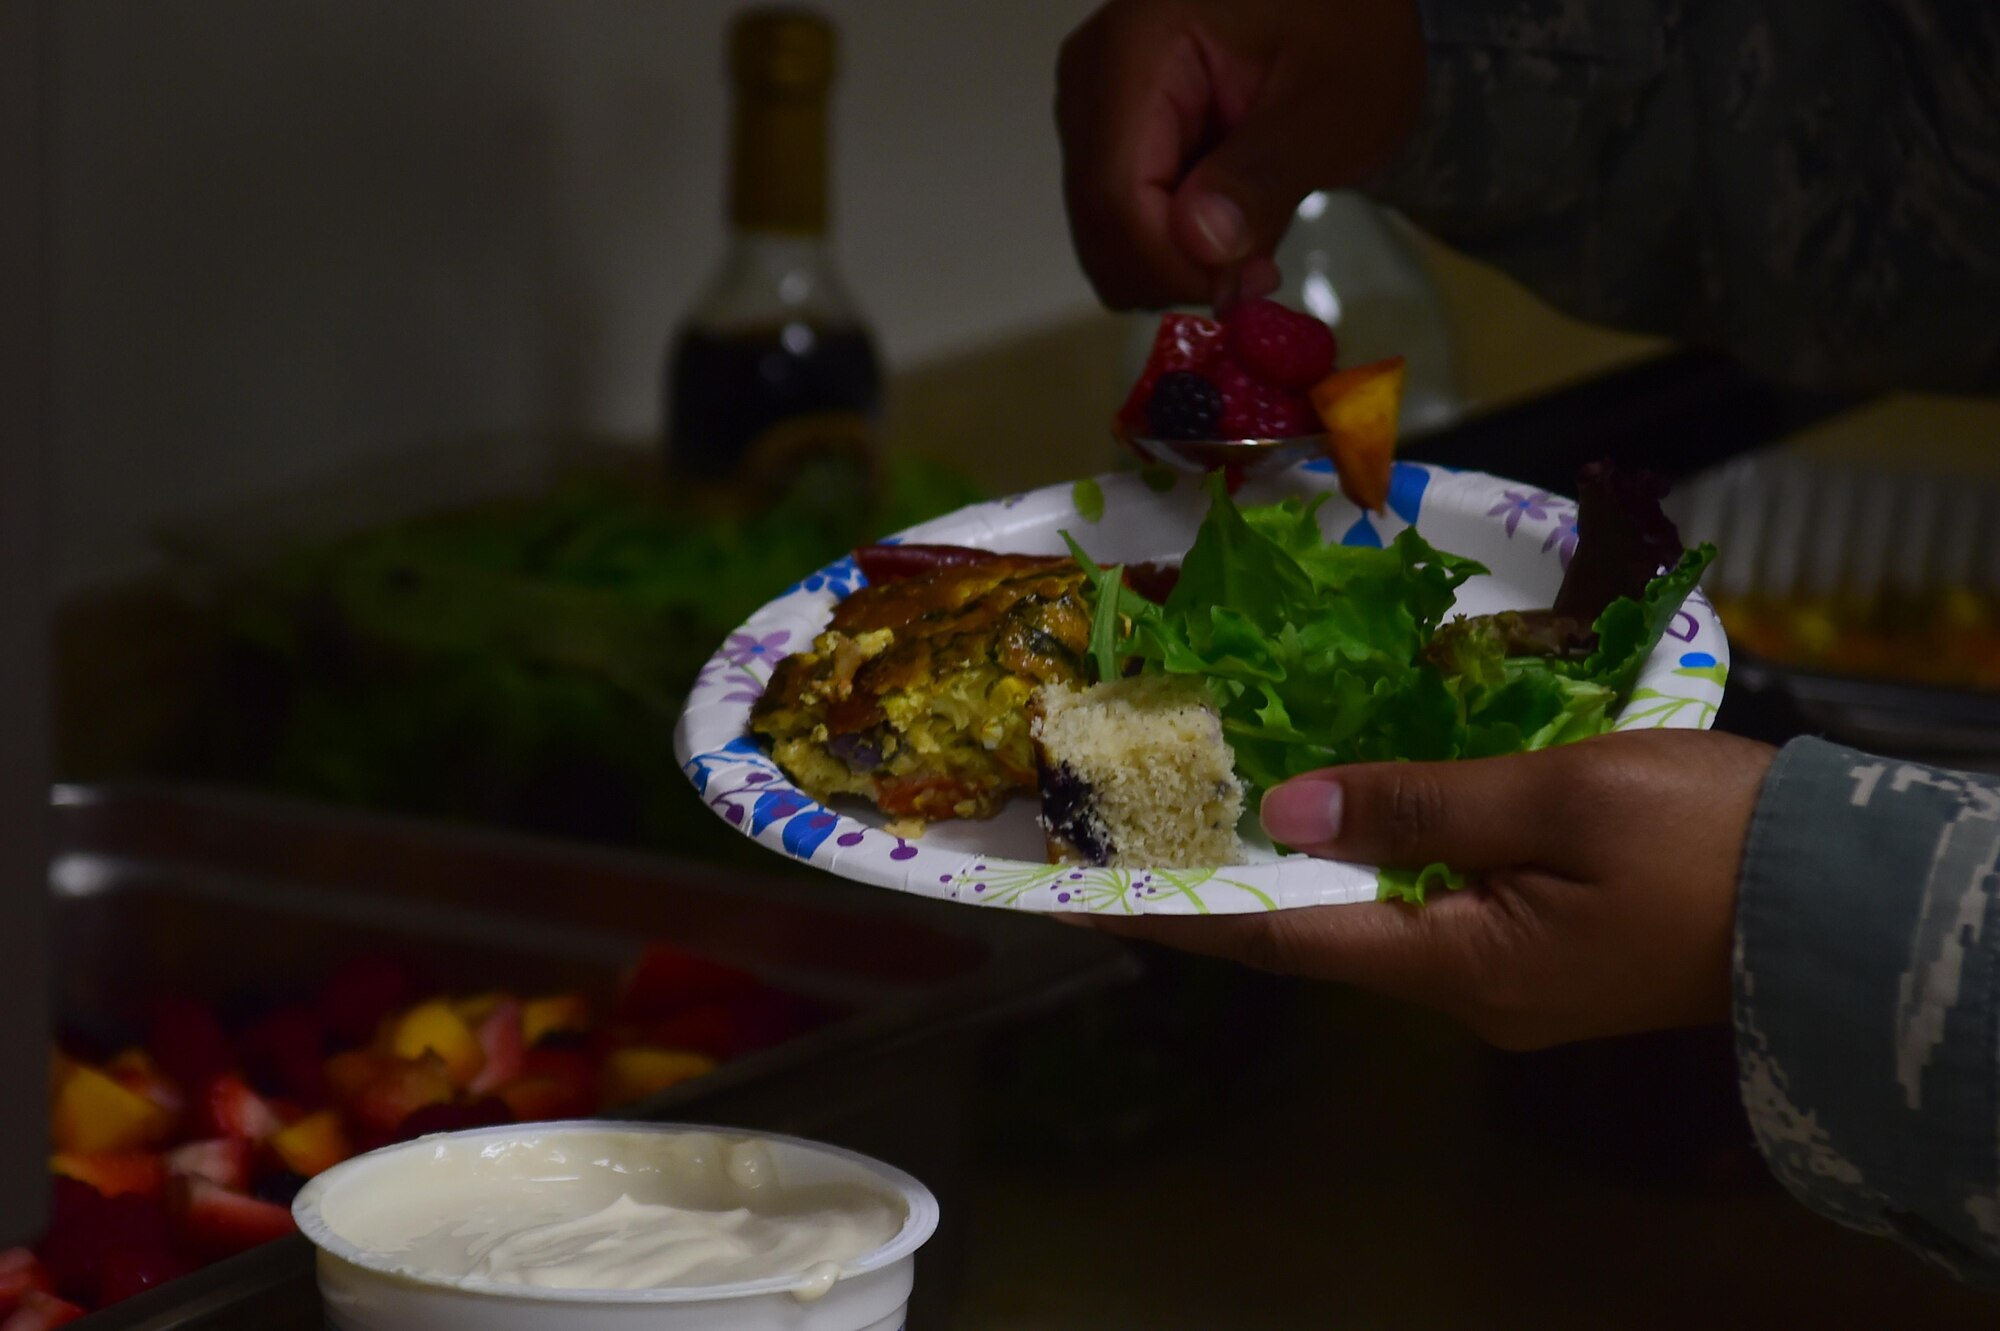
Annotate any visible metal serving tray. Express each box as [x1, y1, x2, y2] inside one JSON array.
[[47, 784, 1136, 1330], [1673, 454, 2000, 769]]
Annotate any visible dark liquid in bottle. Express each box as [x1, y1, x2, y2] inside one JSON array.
[[665, 323, 882, 483]]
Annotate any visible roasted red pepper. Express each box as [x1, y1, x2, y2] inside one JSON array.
[[851, 543, 1002, 585]]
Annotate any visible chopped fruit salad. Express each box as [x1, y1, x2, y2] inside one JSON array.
[[1116, 299, 1407, 512], [13, 947, 827, 1322]]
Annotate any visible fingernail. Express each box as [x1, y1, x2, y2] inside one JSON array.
[[1261, 779, 1343, 848], [1189, 194, 1249, 263]]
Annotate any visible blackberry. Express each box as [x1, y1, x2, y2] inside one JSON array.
[[1038, 761, 1114, 866], [1145, 370, 1223, 440]]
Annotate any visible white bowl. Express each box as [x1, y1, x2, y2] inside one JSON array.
[[294, 1122, 939, 1331]]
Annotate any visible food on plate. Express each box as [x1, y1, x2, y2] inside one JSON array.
[[747, 460, 1713, 891], [1115, 300, 1411, 512], [28, 945, 827, 1318], [750, 556, 1094, 821], [1310, 356, 1407, 514], [1072, 467, 1710, 807], [1032, 676, 1246, 869], [1119, 302, 1327, 444]]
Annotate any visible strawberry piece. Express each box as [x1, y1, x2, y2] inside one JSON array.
[[392, 1097, 514, 1144], [496, 1076, 597, 1123], [1211, 357, 1316, 439], [518, 1047, 595, 1087], [238, 1007, 328, 1108], [618, 944, 760, 1021], [166, 1138, 252, 1192], [316, 955, 419, 1049], [0, 1249, 54, 1318], [644, 1005, 747, 1062], [467, 1000, 525, 1096], [37, 1180, 173, 1304], [0, 1291, 86, 1330], [268, 1110, 350, 1179], [1224, 298, 1336, 390], [169, 1177, 295, 1257], [193, 1074, 281, 1144], [49, 1151, 166, 1201], [145, 998, 233, 1093], [94, 1245, 192, 1307], [1118, 313, 1226, 427]]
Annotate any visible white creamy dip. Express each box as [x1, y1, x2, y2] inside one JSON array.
[[317, 1130, 904, 1297]]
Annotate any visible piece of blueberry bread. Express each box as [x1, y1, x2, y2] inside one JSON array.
[[1030, 676, 1246, 869]]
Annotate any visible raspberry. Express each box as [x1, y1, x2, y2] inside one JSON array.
[[1212, 357, 1317, 438], [1145, 371, 1223, 440], [1225, 299, 1337, 391], [1119, 314, 1226, 426]]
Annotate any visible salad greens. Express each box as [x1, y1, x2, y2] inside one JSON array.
[[1070, 471, 1714, 902]]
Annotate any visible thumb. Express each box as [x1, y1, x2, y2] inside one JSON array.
[[1261, 748, 1592, 878], [1168, 95, 1323, 269]]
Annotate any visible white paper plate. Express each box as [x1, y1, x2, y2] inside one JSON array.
[[675, 460, 1729, 914]]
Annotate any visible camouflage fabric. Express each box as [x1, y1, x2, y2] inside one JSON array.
[[1369, 2, 2000, 394], [1737, 737, 2000, 1283]]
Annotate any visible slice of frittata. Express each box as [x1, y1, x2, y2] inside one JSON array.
[[751, 556, 1092, 822]]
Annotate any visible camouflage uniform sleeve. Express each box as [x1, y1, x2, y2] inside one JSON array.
[[1367, 1, 2000, 394], [1736, 736, 2000, 1283]]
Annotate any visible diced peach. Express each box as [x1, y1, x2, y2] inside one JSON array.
[[51, 1064, 172, 1154], [497, 1076, 597, 1123], [520, 994, 591, 1047], [598, 1048, 717, 1110], [268, 1110, 351, 1179], [1310, 356, 1405, 514], [617, 945, 758, 1021], [48, 1151, 166, 1201], [389, 1001, 484, 1088]]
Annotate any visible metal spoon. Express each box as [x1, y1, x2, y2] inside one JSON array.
[[1114, 423, 1329, 474]]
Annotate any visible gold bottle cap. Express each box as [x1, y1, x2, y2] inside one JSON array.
[[731, 7, 837, 94]]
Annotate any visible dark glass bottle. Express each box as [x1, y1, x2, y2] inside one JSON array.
[[664, 8, 881, 502]]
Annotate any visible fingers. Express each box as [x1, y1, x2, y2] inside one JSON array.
[[1057, 0, 1428, 311], [1169, 82, 1326, 271], [1260, 746, 1601, 878], [1083, 893, 1480, 1006], [1056, 1, 1216, 308]]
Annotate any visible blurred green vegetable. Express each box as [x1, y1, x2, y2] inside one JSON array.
[[192, 455, 985, 856]]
